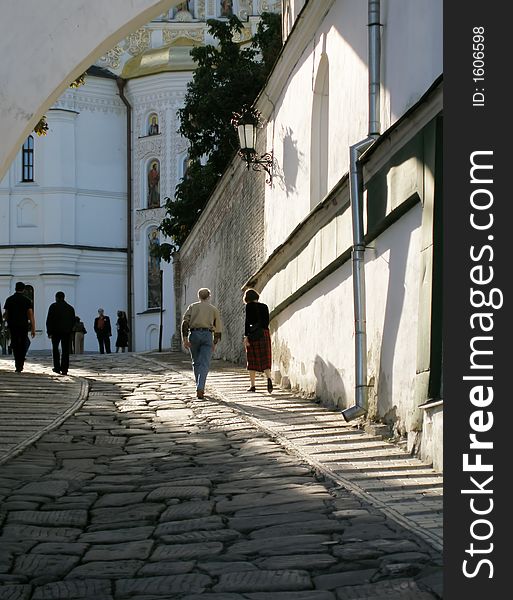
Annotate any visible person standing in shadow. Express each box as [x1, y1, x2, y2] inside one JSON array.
[[72, 316, 87, 354], [115, 310, 129, 352], [46, 291, 76, 375], [3, 281, 36, 372], [94, 308, 112, 354]]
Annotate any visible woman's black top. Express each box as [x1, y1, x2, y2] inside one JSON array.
[[245, 302, 270, 336]]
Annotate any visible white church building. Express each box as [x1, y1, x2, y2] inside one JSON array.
[[0, 0, 279, 352]]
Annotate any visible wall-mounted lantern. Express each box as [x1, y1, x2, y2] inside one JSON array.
[[232, 107, 273, 185]]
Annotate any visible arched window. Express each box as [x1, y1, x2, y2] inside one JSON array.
[[147, 227, 162, 308], [310, 55, 330, 209], [22, 136, 34, 182]]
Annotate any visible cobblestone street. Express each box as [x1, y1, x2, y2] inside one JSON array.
[[0, 353, 443, 599]]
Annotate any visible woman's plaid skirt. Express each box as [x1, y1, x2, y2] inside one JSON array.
[[246, 328, 272, 372]]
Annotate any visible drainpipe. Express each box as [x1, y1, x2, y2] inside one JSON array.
[[342, 0, 381, 422], [116, 78, 134, 351]]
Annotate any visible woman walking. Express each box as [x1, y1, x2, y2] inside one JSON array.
[[72, 316, 87, 354], [243, 289, 273, 393], [115, 310, 129, 352]]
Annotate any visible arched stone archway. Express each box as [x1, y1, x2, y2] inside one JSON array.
[[0, 0, 180, 180]]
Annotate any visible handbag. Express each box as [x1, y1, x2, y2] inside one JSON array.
[[248, 323, 264, 341]]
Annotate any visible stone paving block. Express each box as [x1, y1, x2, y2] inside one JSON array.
[[0, 585, 32, 600], [155, 516, 224, 536], [159, 500, 215, 522], [213, 569, 313, 593], [138, 560, 195, 576], [339, 524, 398, 541], [334, 578, 437, 599], [66, 560, 144, 580], [90, 503, 164, 524], [228, 512, 326, 533], [14, 481, 69, 498], [79, 525, 155, 544], [115, 573, 212, 597], [332, 539, 419, 560], [233, 500, 330, 519], [200, 561, 258, 576], [92, 492, 148, 507], [31, 543, 88, 555], [6, 510, 88, 528], [245, 593, 336, 600], [13, 554, 80, 584], [147, 485, 210, 501], [255, 554, 338, 571], [313, 569, 377, 589], [151, 542, 224, 560], [160, 529, 241, 544], [181, 594, 245, 600], [378, 551, 432, 565], [83, 540, 154, 562], [32, 579, 113, 600], [249, 519, 346, 539], [1, 525, 82, 542], [228, 534, 331, 556]]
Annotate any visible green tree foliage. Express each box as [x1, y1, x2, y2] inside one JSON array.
[[158, 12, 282, 258]]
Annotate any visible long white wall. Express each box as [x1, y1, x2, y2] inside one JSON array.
[[263, 0, 442, 257]]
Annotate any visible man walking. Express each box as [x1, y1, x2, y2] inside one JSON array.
[[46, 291, 76, 375], [3, 281, 36, 372], [181, 288, 223, 399], [94, 308, 112, 354]]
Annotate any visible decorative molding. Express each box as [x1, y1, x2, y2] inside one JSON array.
[[134, 208, 166, 241], [54, 90, 125, 115], [98, 45, 124, 69], [197, 0, 206, 18], [124, 28, 151, 56], [136, 137, 163, 160], [232, 25, 252, 43], [162, 28, 204, 44]]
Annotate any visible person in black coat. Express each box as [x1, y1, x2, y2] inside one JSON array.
[[115, 310, 129, 352], [46, 291, 76, 375], [3, 281, 36, 372], [94, 308, 112, 354]]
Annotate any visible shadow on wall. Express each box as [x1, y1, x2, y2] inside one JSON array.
[[313, 355, 347, 410]]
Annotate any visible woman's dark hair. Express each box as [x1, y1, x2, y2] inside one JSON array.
[[244, 289, 259, 303]]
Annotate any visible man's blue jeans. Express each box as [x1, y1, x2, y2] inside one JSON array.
[[189, 329, 213, 391]]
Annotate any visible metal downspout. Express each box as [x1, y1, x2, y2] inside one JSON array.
[[116, 78, 134, 351], [342, 0, 381, 421]]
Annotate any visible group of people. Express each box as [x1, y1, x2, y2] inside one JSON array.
[[3, 281, 271, 395], [181, 287, 273, 399], [1, 282, 130, 374]]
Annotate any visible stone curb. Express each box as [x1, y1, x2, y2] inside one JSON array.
[[0, 374, 90, 466]]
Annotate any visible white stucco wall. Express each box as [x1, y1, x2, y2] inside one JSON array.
[[269, 203, 423, 429], [263, 0, 442, 258]]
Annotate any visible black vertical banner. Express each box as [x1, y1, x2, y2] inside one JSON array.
[[445, 2, 510, 598]]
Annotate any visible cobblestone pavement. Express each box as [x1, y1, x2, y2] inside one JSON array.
[[0, 353, 443, 599]]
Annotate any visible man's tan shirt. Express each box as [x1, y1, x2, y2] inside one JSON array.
[[181, 301, 223, 339]]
